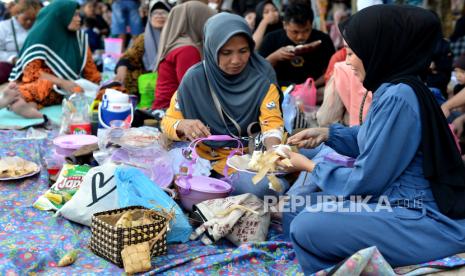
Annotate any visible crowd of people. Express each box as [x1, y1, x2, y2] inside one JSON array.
[[1, 0, 465, 274]]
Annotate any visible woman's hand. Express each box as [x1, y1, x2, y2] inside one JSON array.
[[287, 127, 329, 148], [263, 10, 279, 25], [40, 72, 82, 93], [59, 80, 82, 93], [177, 119, 211, 141], [278, 151, 315, 173]]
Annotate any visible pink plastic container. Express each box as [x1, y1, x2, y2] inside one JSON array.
[[53, 134, 99, 156], [174, 135, 241, 211], [175, 175, 231, 211], [104, 38, 123, 56]]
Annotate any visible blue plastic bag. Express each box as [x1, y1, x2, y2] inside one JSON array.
[[115, 166, 192, 243], [282, 90, 297, 133]]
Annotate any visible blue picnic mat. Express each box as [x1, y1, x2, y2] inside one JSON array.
[[0, 130, 301, 275], [0, 105, 62, 129], [1, 129, 465, 275]]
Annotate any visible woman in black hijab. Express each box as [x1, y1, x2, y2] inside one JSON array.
[[283, 5, 465, 274], [252, 0, 282, 49]]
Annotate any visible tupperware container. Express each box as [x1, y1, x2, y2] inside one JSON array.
[[175, 175, 232, 211], [53, 134, 99, 156]]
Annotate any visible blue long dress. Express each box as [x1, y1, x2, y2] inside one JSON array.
[[288, 83, 465, 274]]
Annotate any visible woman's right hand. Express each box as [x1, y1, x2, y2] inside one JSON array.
[[263, 10, 279, 25], [59, 80, 82, 93], [287, 127, 329, 148], [177, 119, 211, 141]]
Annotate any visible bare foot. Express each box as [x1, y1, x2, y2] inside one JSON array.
[[0, 83, 20, 108], [9, 98, 43, 118]]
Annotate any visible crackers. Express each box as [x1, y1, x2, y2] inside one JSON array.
[[0, 156, 39, 178]]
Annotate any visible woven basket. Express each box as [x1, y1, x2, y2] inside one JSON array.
[[89, 206, 168, 267]]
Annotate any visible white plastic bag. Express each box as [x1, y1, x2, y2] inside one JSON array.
[[56, 163, 118, 226]]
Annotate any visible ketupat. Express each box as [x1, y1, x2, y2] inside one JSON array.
[[57, 250, 78, 267], [116, 211, 133, 228]]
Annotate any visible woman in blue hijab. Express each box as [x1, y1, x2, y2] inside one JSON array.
[[161, 12, 286, 198]]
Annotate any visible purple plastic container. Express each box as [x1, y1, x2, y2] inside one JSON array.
[[323, 152, 355, 168], [175, 175, 232, 211], [53, 134, 99, 156]]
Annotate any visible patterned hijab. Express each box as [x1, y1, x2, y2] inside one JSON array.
[[9, 0, 87, 81], [154, 1, 215, 71]]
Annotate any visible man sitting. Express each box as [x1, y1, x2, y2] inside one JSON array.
[[259, 4, 335, 88]]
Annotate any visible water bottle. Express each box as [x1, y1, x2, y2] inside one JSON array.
[[67, 93, 92, 135], [102, 54, 117, 82]]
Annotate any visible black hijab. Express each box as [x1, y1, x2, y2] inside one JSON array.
[[450, 16, 465, 42], [340, 5, 465, 219], [254, 0, 282, 34]]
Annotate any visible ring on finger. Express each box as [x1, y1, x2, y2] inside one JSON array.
[[191, 132, 197, 138]]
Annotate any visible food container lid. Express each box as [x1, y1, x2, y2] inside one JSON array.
[[176, 175, 231, 193], [53, 134, 98, 150]]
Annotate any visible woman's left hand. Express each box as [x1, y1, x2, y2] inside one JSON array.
[[277, 150, 315, 173]]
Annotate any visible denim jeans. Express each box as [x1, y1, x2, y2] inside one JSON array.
[[111, 0, 143, 35]]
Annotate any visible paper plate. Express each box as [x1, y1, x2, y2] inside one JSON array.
[[226, 155, 286, 175], [0, 165, 40, 181]]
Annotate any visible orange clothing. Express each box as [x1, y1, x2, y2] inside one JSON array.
[[17, 48, 101, 108], [161, 84, 284, 175]]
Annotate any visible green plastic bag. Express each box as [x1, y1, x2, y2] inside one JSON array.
[[137, 72, 157, 108]]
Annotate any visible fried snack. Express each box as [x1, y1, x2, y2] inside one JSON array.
[[0, 156, 39, 178]]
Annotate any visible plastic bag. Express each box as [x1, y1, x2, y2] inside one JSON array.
[[56, 163, 118, 226], [291, 77, 317, 108], [111, 146, 174, 188], [282, 90, 297, 133], [115, 166, 192, 243], [137, 72, 157, 109], [34, 164, 91, 211]]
